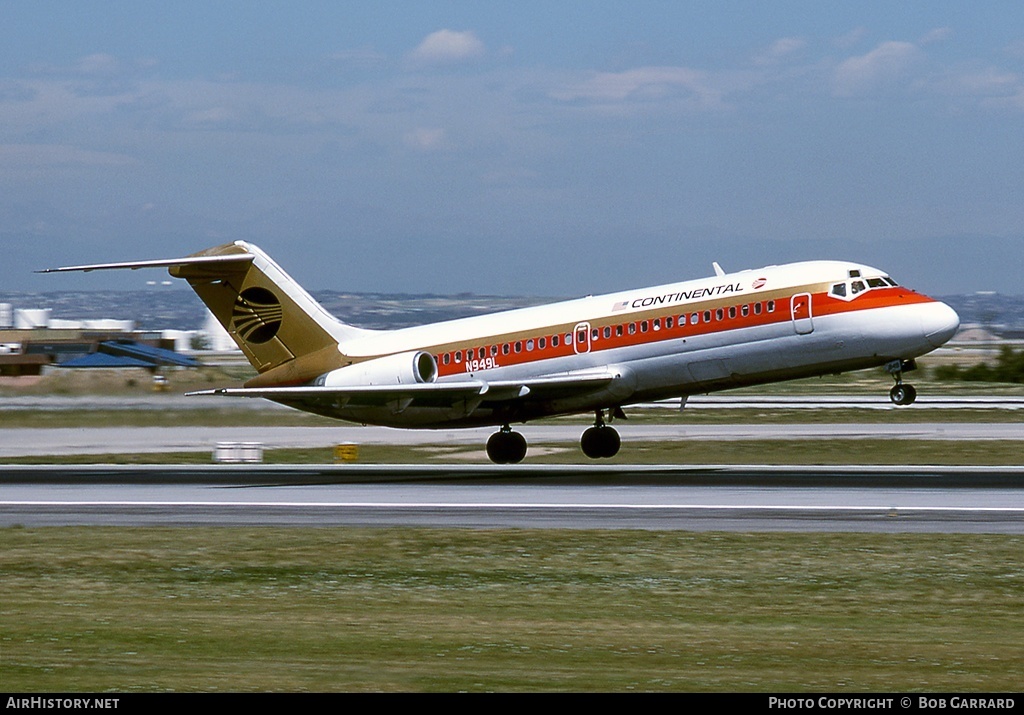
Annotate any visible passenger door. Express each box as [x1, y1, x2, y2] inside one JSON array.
[[791, 293, 814, 335]]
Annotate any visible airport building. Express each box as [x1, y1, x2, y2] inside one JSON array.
[[0, 302, 203, 377]]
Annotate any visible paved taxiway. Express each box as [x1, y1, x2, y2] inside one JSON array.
[[2, 465, 1023, 532], [3, 422, 1024, 458]]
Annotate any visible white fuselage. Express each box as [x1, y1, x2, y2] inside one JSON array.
[[293, 260, 959, 428]]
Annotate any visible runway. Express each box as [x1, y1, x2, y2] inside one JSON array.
[[3, 464, 1023, 532]]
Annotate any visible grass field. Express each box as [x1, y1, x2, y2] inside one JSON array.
[[1, 527, 1022, 692]]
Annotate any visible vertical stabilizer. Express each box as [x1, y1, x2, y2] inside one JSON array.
[[169, 241, 367, 375]]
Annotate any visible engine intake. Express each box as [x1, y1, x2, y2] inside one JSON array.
[[315, 351, 437, 387]]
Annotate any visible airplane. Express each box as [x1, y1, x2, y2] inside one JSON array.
[[41, 241, 960, 463]]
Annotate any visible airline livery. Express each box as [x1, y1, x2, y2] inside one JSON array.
[[43, 241, 960, 463]]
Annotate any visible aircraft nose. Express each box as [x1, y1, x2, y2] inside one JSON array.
[[921, 301, 960, 348]]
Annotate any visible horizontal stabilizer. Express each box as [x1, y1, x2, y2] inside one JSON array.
[[37, 254, 254, 273]]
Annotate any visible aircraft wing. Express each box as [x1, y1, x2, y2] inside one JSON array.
[[187, 371, 617, 416]]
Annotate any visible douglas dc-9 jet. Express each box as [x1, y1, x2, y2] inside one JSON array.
[[43, 241, 960, 463]]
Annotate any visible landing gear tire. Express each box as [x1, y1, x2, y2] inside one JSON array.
[[487, 428, 527, 464], [889, 383, 917, 406], [581, 425, 620, 459]]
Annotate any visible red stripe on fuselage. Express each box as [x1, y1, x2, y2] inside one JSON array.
[[433, 286, 937, 378]]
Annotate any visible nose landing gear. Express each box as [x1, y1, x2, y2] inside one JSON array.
[[886, 359, 918, 406]]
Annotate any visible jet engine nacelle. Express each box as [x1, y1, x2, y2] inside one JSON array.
[[316, 350, 438, 387]]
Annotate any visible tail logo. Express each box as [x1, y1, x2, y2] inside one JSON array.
[[232, 287, 283, 344]]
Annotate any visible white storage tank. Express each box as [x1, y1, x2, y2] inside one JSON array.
[[14, 308, 51, 329]]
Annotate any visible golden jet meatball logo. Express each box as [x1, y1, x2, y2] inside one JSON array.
[[232, 287, 283, 343]]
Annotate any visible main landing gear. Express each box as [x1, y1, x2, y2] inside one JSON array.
[[486, 425, 528, 464], [886, 359, 918, 406], [486, 409, 625, 464], [580, 409, 621, 459]]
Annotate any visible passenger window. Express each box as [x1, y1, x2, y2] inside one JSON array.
[[603, 326, 611, 339], [728, 306, 736, 319], [442, 353, 450, 365], [741, 305, 749, 317], [640, 321, 648, 333], [691, 313, 699, 324], [514, 342, 522, 353], [653, 318, 661, 331], [716, 308, 724, 321], [526, 339, 534, 351], [628, 323, 636, 335], [767, 301, 775, 312], [616, 325, 623, 337], [454, 352, 462, 363], [754, 303, 762, 315], [503, 343, 510, 355], [703, 310, 712, 323], [666, 316, 674, 329], [552, 335, 560, 348], [539, 337, 546, 349]]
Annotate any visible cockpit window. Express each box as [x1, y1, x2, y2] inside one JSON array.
[[831, 273, 898, 301]]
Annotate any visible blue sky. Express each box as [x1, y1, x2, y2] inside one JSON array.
[[3, 2, 1023, 296]]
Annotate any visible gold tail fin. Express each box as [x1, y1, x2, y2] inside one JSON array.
[[170, 242, 367, 379]]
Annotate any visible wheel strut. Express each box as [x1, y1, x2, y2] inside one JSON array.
[[886, 360, 918, 406]]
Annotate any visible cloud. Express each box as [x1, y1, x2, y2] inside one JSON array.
[[919, 27, 952, 46], [327, 48, 389, 70], [0, 143, 134, 170], [403, 127, 446, 150], [832, 41, 924, 97], [834, 27, 868, 50], [409, 30, 485, 64], [184, 106, 236, 125], [75, 53, 120, 75], [551, 66, 723, 109], [754, 37, 806, 66]]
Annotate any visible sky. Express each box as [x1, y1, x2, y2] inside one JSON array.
[[2, 1, 1024, 297]]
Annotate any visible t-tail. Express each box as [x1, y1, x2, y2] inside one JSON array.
[[39, 240, 372, 386]]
